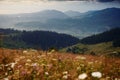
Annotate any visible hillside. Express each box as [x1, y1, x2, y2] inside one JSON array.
[[63, 42, 120, 56], [0, 28, 79, 50], [80, 28, 120, 46], [62, 28, 120, 55]]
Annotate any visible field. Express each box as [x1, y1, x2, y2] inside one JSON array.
[[0, 48, 120, 80]]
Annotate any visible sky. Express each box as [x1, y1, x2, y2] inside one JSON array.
[[0, 0, 120, 14]]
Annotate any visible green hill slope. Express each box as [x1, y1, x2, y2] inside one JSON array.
[[62, 42, 120, 56], [62, 28, 120, 56]]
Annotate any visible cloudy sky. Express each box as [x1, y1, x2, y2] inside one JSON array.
[[0, 0, 120, 14]]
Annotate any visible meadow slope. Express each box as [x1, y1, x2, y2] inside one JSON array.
[[0, 48, 120, 80]]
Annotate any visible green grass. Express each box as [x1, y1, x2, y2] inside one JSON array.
[[61, 42, 120, 55]]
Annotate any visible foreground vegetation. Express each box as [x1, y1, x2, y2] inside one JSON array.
[[0, 48, 120, 80]]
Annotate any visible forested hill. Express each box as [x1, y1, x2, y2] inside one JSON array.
[[0, 28, 80, 50], [80, 28, 120, 47]]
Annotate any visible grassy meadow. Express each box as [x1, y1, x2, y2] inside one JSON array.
[[0, 48, 120, 80]]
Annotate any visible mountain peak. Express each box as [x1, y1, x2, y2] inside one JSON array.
[[35, 9, 69, 19], [65, 10, 81, 17], [41, 9, 63, 13], [104, 7, 120, 10], [101, 7, 120, 12]]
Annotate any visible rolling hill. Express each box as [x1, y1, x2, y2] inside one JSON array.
[[80, 28, 120, 45], [62, 28, 120, 55], [0, 28, 79, 50]]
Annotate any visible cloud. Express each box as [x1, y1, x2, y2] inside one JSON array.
[[0, 0, 120, 3], [96, 0, 119, 2]]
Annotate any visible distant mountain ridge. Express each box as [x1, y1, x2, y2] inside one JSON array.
[[0, 7, 120, 38], [22, 10, 69, 19], [64, 10, 81, 17]]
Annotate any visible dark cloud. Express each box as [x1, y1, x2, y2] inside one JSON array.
[[97, 0, 118, 2], [97, 0, 114, 2]]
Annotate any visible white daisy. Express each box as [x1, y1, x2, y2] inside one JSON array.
[[62, 75, 68, 79], [78, 73, 87, 80], [91, 72, 102, 78], [63, 71, 68, 75], [10, 62, 16, 68], [45, 72, 49, 75]]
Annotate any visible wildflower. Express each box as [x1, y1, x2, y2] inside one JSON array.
[[88, 62, 93, 65], [46, 64, 53, 69], [63, 71, 68, 75], [37, 56, 41, 58], [5, 72, 8, 76], [30, 49, 37, 52], [7, 67, 11, 71], [80, 64, 85, 67], [80, 57, 86, 60], [51, 49, 55, 53], [77, 67, 81, 70], [25, 63, 30, 66], [91, 72, 102, 78], [19, 56, 25, 59], [106, 76, 110, 79], [3, 77, 9, 80], [62, 75, 68, 79], [52, 58, 57, 61], [78, 73, 87, 80], [23, 50, 28, 53], [41, 63, 46, 66], [47, 52, 52, 55], [45, 72, 49, 75], [26, 59, 32, 62], [0, 66, 3, 70], [5, 64, 10, 67], [95, 60, 98, 63], [21, 70, 27, 76], [76, 56, 86, 60], [115, 78, 120, 80], [31, 63, 38, 67], [15, 58, 20, 63], [17, 65, 22, 68], [14, 70, 20, 75], [10, 62, 16, 68], [41, 55, 46, 58]]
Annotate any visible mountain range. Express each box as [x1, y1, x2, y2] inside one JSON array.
[[0, 7, 120, 38]]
